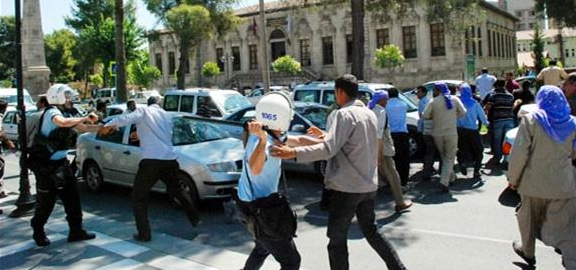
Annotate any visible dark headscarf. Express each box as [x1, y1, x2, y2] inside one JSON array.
[[533, 85, 576, 144], [434, 82, 453, 110]]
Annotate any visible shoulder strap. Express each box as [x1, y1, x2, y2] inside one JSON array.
[[37, 107, 53, 135]]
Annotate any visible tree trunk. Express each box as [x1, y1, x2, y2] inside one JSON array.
[[351, 0, 365, 80], [558, 27, 565, 65], [115, 0, 127, 103], [177, 42, 190, 90]]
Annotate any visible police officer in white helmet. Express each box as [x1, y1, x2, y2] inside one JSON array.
[[236, 92, 302, 270], [30, 84, 100, 247]]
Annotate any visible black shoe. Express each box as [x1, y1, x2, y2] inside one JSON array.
[[133, 233, 151, 242], [33, 230, 51, 247], [439, 184, 450, 193], [68, 230, 96, 242], [512, 241, 536, 266], [473, 171, 482, 179], [0, 209, 3, 215]]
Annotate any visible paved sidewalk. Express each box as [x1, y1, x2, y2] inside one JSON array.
[[0, 194, 291, 270]]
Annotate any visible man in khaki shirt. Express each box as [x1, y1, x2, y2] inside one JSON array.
[[537, 60, 568, 87], [271, 75, 407, 270], [422, 82, 466, 192]]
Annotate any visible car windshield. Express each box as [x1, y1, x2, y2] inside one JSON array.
[[172, 117, 229, 146], [0, 95, 34, 105], [99, 90, 114, 98], [295, 106, 329, 130], [215, 94, 251, 113]]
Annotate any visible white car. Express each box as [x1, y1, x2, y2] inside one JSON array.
[[403, 80, 466, 105], [105, 103, 146, 117], [0, 88, 38, 111], [502, 104, 539, 160], [130, 90, 162, 104], [163, 88, 252, 119], [76, 114, 244, 203], [246, 86, 291, 105], [293, 81, 422, 158]]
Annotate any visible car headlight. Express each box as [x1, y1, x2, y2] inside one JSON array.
[[208, 161, 238, 172]]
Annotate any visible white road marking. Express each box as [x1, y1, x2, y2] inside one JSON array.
[[95, 259, 145, 270], [90, 232, 149, 258], [0, 233, 66, 258], [147, 254, 221, 270], [0, 194, 18, 204]]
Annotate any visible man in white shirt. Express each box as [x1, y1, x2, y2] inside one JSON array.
[[475, 67, 497, 101], [537, 60, 569, 87], [99, 96, 200, 242]]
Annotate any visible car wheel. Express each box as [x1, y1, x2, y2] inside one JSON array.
[[83, 161, 104, 192], [171, 172, 200, 207], [408, 130, 422, 159]]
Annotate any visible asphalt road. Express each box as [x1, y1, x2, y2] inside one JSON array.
[[0, 152, 565, 270]]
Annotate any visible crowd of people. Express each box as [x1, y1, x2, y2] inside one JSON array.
[[0, 60, 575, 269]]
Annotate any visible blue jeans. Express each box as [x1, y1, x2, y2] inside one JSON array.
[[491, 119, 515, 161]]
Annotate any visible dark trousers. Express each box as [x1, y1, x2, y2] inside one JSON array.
[[327, 191, 406, 270], [391, 132, 410, 186], [422, 134, 437, 176], [132, 159, 200, 238], [30, 160, 83, 232], [243, 238, 301, 270], [491, 119, 515, 161], [457, 128, 484, 172]]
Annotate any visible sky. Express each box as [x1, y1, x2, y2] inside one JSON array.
[[0, 0, 260, 34]]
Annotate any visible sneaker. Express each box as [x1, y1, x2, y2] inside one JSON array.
[[395, 200, 413, 212], [68, 230, 96, 243], [512, 241, 536, 266]]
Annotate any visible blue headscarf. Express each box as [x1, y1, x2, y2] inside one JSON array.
[[533, 85, 576, 144], [369, 90, 388, 109], [458, 83, 476, 108], [434, 82, 453, 110]]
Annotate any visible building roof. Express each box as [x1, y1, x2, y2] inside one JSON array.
[[516, 28, 576, 41], [235, 0, 518, 20]]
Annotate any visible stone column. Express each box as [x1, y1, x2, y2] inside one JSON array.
[[22, 0, 51, 98]]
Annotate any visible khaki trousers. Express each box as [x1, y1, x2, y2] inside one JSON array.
[[433, 135, 458, 187], [517, 195, 576, 268], [378, 141, 405, 206]]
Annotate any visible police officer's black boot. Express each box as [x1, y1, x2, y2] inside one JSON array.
[[32, 225, 50, 247], [67, 217, 96, 243]]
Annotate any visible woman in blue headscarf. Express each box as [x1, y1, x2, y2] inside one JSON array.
[[422, 82, 467, 192], [508, 85, 576, 268], [455, 83, 489, 178]]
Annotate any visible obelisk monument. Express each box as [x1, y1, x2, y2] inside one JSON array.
[[22, 0, 50, 97]]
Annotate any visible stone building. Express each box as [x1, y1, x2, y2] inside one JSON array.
[[149, 0, 517, 90], [516, 28, 576, 68]]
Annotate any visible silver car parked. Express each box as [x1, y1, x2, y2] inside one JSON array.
[[76, 114, 244, 204]]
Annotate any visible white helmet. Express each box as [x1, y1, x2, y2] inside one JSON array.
[[46, 84, 74, 105], [255, 91, 294, 132]]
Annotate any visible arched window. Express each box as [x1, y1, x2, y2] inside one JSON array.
[[270, 29, 286, 40]]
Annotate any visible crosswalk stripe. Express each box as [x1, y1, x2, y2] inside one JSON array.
[[0, 233, 66, 258], [95, 259, 145, 270], [147, 254, 222, 270], [89, 232, 150, 258], [0, 194, 18, 204]]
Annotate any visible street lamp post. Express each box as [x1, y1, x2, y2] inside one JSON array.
[[10, 0, 36, 218]]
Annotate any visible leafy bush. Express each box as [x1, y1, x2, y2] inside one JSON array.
[[273, 55, 301, 75], [202, 62, 221, 77], [374, 45, 405, 69]]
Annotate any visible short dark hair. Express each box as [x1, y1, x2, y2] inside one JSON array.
[[567, 72, 576, 85], [147, 96, 160, 106], [388, 88, 399, 98], [482, 68, 488, 73], [335, 74, 358, 99], [96, 101, 107, 111], [522, 80, 531, 90], [38, 96, 49, 107], [0, 100, 7, 111], [417, 85, 427, 93], [494, 78, 506, 88], [505, 72, 513, 76], [549, 60, 558, 66], [127, 100, 135, 105]]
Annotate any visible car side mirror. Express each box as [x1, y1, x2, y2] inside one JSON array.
[[291, 124, 305, 133]]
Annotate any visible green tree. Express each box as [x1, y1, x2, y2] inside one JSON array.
[[374, 45, 405, 69], [45, 29, 78, 82], [66, 0, 115, 29], [0, 16, 16, 81], [273, 55, 302, 75], [166, 4, 214, 89], [532, 24, 546, 74], [143, 0, 240, 89], [536, 0, 576, 27], [201, 62, 221, 77], [129, 50, 161, 89]]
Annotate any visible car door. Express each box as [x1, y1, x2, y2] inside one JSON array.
[[117, 124, 144, 186], [93, 126, 127, 184], [2, 111, 18, 141]]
